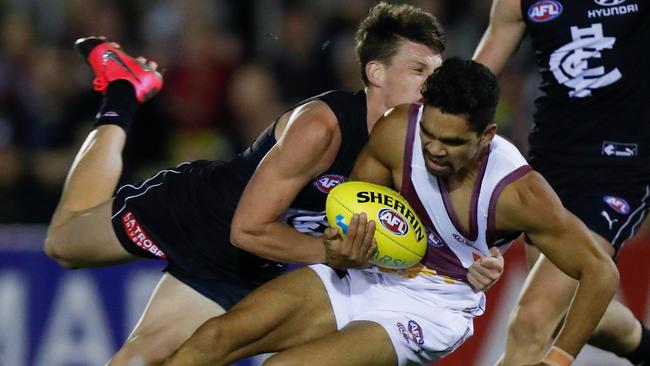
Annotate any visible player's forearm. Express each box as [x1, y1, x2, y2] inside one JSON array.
[[553, 259, 619, 357], [231, 222, 326, 264], [473, 0, 525, 76], [473, 26, 522, 76]]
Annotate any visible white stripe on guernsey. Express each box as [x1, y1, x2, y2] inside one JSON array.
[[618, 184, 650, 253], [115, 161, 190, 195], [612, 184, 650, 245], [111, 162, 190, 219], [630, 206, 648, 238]]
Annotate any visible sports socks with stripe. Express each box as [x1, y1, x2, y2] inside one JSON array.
[[94, 80, 139, 131]]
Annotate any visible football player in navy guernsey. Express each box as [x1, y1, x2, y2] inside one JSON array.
[[164, 58, 617, 366], [44, 3, 504, 365], [474, 0, 650, 365]]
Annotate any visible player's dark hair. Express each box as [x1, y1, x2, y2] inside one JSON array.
[[355, 2, 446, 86], [421, 57, 499, 133]]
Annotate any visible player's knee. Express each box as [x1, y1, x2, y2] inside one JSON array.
[[43, 231, 81, 269], [502, 307, 550, 366], [112, 323, 199, 365], [110, 341, 168, 365], [263, 354, 300, 366], [589, 304, 639, 354], [182, 317, 231, 356], [508, 304, 550, 345]]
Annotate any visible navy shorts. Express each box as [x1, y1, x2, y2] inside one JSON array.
[[110, 161, 286, 309], [530, 156, 650, 255]]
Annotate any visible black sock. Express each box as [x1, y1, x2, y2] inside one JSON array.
[[626, 322, 650, 366], [94, 80, 138, 131]]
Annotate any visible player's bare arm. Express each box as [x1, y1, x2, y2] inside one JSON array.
[[495, 170, 619, 359], [230, 101, 344, 264], [473, 0, 526, 75], [350, 105, 410, 187]]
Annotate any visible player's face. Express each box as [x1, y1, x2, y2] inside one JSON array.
[[382, 40, 442, 107], [419, 107, 492, 177]]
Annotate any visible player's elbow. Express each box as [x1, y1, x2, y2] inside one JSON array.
[[582, 254, 619, 296], [230, 218, 259, 252], [229, 224, 247, 250], [43, 233, 81, 269], [593, 260, 619, 304], [599, 256, 620, 291]]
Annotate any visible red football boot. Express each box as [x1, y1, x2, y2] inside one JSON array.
[[75, 36, 163, 103]]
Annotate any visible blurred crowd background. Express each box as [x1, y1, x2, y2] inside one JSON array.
[[0, 0, 540, 224]]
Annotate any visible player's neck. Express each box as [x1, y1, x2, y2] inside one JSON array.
[[365, 86, 390, 133], [444, 147, 488, 191], [445, 166, 477, 192]]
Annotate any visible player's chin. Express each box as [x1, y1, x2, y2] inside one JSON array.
[[425, 161, 453, 176]]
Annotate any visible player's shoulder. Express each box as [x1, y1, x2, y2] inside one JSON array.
[[385, 104, 412, 120], [277, 91, 365, 147], [366, 104, 412, 163], [498, 169, 547, 205], [494, 169, 564, 231], [288, 99, 339, 134], [372, 104, 412, 137], [311, 89, 366, 118], [314, 89, 362, 103]]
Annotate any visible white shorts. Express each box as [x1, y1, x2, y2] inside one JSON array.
[[309, 264, 483, 366]]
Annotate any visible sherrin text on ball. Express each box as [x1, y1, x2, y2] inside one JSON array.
[[326, 181, 427, 269]]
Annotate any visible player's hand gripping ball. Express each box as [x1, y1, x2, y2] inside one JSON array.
[[326, 181, 427, 269]]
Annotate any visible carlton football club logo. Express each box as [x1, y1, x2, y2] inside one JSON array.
[[549, 24, 621, 97], [604, 195, 631, 214], [528, 0, 563, 22], [377, 208, 409, 236], [313, 174, 345, 193]]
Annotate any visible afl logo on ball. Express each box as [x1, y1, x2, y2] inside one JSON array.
[[313, 174, 345, 193], [528, 0, 563, 22], [378, 208, 409, 236], [604, 196, 630, 214]]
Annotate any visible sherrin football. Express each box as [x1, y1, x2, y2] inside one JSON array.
[[326, 181, 427, 269]]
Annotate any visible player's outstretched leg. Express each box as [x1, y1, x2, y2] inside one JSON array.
[[499, 233, 648, 366], [109, 273, 226, 366], [45, 37, 163, 268], [45, 37, 226, 366], [165, 268, 338, 366]]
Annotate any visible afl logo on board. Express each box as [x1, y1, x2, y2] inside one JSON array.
[[528, 0, 563, 22], [313, 174, 345, 193]]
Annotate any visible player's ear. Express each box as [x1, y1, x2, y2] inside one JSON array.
[[480, 123, 497, 146], [366, 61, 385, 87]]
